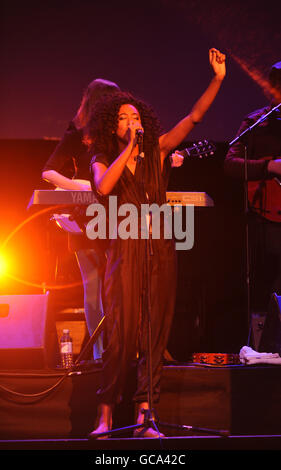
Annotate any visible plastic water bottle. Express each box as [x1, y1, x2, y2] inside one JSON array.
[[60, 329, 73, 369]]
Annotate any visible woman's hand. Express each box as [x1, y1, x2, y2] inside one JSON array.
[[170, 151, 184, 168], [209, 48, 226, 80], [127, 121, 144, 148]]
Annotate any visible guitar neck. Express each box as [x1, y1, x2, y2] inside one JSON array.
[[179, 140, 215, 159]]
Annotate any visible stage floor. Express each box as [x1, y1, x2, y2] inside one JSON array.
[[1, 434, 281, 450], [0, 363, 281, 449]]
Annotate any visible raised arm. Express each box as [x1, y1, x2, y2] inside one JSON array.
[[159, 48, 226, 163]]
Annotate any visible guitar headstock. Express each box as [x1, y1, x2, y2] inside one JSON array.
[[180, 140, 216, 159]]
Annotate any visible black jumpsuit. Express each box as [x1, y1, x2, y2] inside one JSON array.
[[91, 150, 177, 405]]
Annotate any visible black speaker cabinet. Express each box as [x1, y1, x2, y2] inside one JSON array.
[[0, 292, 59, 369], [259, 293, 281, 354]]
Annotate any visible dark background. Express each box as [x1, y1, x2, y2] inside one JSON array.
[[1, 0, 280, 140], [0, 0, 280, 357]]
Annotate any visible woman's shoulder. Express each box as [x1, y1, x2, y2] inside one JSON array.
[[91, 153, 110, 167]]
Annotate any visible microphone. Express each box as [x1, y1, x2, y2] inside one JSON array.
[[136, 128, 144, 139], [136, 128, 144, 157]]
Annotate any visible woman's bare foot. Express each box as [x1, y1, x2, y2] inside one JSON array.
[[134, 402, 165, 438], [88, 403, 112, 439], [133, 426, 165, 438]]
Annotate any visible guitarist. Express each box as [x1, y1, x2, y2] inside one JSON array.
[[42, 78, 120, 361], [224, 61, 281, 315]]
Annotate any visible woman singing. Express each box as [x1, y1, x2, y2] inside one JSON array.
[[88, 48, 226, 438]]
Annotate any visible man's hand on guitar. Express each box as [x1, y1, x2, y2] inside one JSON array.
[[170, 151, 184, 168], [268, 158, 281, 176]]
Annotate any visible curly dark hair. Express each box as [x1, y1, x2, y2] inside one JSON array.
[[86, 91, 167, 204], [86, 91, 163, 161]]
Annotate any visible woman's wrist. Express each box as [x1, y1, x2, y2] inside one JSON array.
[[212, 73, 225, 82]]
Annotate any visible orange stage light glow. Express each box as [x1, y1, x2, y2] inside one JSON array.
[[0, 206, 83, 291], [0, 255, 7, 277]]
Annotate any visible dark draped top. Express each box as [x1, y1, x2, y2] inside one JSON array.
[[90, 147, 171, 208]]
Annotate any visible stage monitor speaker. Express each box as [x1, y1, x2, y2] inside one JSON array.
[[259, 293, 281, 354], [0, 292, 59, 369]]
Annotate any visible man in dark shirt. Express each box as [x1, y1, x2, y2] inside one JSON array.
[[224, 61, 281, 316]]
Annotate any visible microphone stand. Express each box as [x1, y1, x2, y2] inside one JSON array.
[[138, 136, 162, 437], [228, 102, 281, 347]]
